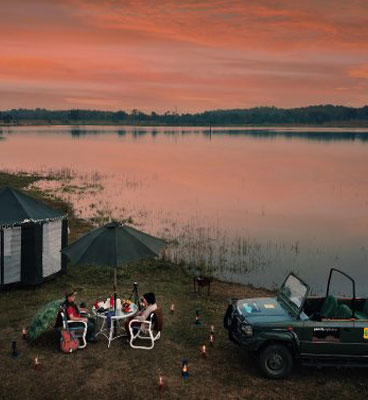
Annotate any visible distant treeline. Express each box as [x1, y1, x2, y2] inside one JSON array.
[[1, 105, 368, 125]]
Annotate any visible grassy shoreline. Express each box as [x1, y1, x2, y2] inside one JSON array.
[[1, 171, 367, 400]]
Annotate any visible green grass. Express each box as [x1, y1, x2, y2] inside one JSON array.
[[0, 171, 41, 189], [1, 171, 368, 400]]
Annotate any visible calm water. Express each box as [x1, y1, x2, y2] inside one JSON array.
[[1, 125, 368, 295]]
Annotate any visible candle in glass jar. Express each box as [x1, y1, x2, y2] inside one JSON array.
[[158, 373, 164, 390], [33, 356, 40, 370], [201, 345, 207, 358], [195, 310, 200, 325], [209, 333, 214, 346], [181, 360, 189, 379]]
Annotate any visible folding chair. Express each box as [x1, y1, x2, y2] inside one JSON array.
[[59, 307, 88, 349], [128, 308, 163, 350]]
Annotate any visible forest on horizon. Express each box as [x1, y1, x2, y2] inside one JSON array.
[[1, 105, 368, 126]]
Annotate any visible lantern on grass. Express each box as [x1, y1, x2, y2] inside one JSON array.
[[209, 333, 214, 346], [170, 303, 175, 314], [33, 355, 40, 370], [22, 328, 28, 340], [209, 325, 215, 345], [11, 341, 18, 358], [158, 372, 164, 391], [181, 360, 189, 379], [201, 345, 207, 358], [195, 310, 201, 325]]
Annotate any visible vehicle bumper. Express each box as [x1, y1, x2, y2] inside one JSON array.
[[228, 329, 264, 350], [224, 303, 261, 350]]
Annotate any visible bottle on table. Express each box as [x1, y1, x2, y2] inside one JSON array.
[[116, 298, 122, 316]]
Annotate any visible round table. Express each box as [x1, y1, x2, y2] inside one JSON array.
[[92, 303, 138, 348]]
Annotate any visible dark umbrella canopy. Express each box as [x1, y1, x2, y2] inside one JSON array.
[[62, 222, 167, 267]]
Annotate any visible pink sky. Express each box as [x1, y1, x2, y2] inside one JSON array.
[[1, 0, 368, 112]]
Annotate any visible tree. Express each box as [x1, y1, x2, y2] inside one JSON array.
[[2, 114, 12, 124], [69, 109, 80, 121]]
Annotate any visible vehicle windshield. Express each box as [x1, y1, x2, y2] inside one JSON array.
[[278, 274, 308, 314]]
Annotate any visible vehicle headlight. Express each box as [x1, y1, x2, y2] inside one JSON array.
[[241, 323, 253, 336]]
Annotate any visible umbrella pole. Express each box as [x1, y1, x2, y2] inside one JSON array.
[[113, 269, 117, 304], [113, 269, 117, 336]]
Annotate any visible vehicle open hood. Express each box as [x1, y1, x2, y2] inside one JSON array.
[[237, 297, 294, 324]]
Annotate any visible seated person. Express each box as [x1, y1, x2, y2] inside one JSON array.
[[124, 292, 157, 340], [64, 290, 98, 343]]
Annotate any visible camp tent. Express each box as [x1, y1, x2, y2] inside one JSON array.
[[0, 186, 68, 288]]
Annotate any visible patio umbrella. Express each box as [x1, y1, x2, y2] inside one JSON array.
[[62, 222, 168, 300], [28, 299, 63, 342]]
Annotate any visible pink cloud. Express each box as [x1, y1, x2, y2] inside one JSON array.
[[349, 64, 368, 79], [0, 0, 367, 111]]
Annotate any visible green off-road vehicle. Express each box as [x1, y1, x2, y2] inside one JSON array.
[[224, 268, 368, 379]]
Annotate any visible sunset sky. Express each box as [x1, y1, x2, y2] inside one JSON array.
[[1, 0, 368, 112]]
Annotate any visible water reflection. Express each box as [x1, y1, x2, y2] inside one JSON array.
[[2, 125, 368, 143], [70, 128, 83, 137], [208, 129, 368, 142], [64, 126, 368, 142]]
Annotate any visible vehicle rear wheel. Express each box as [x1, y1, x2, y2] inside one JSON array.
[[258, 344, 293, 379]]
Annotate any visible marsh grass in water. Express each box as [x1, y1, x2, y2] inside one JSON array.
[[21, 168, 305, 287]]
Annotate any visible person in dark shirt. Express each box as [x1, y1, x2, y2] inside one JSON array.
[[124, 292, 158, 341], [64, 290, 97, 343]]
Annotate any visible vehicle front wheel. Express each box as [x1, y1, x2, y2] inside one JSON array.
[[257, 344, 293, 379]]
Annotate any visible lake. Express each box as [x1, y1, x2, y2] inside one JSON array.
[[1, 125, 368, 295]]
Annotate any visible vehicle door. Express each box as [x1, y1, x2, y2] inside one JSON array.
[[297, 268, 360, 356], [298, 318, 355, 356]]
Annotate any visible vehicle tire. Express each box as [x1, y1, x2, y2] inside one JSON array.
[[257, 344, 293, 379]]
